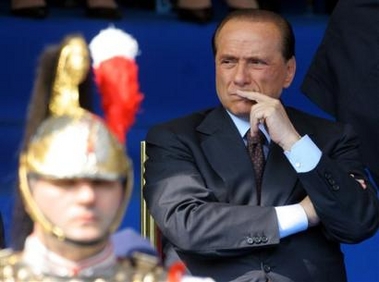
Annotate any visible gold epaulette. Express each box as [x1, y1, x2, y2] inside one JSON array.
[[0, 249, 28, 281], [0, 249, 169, 282], [127, 251, 167, 281]]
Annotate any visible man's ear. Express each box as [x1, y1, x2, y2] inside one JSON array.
[[283, 56, 296, 88]]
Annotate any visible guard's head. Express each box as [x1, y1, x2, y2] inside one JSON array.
[[19, 111, 133, 244], [17, 32, 137, 246]]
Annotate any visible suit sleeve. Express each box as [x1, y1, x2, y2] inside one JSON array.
[[297, 123, 379, 243], [143, 125, 280, 256]]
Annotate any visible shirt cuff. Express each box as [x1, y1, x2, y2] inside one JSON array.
[[284, 135, 322, 173], [275, 204, 308, 238]]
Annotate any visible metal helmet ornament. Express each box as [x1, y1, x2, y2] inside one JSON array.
[[18, 29, 142, 242]]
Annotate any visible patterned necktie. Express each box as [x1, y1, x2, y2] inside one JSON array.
[[246, 129, 266, 205]]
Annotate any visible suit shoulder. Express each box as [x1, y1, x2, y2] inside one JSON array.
[[287, 107, 350, 129], [149, 108, 215, 132], [286, 107, 358, 144], [287, 106, 331, 122]]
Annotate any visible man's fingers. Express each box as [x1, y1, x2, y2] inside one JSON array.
[[236, 89, 266, 102], [350, 174, 367, 189]]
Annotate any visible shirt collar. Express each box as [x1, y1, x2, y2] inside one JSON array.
[[226, 110, 271, 143]]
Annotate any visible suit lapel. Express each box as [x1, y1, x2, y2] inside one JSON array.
[[260, 142, 298, 206], [197, 107, 259, 204], [195, 106, 310, 206], [260, 107, 316, 206]]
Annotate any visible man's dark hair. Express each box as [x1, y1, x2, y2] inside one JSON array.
[[211, 9, 295, 61]]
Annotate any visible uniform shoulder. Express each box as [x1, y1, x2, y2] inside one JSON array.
[[0, 249, 26, 280], [0, 248, 22, 264], [116, 252, 167, 281]]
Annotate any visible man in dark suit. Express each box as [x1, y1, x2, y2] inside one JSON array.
[[143, 9, 379, 282], [301, 0, 379, 186]]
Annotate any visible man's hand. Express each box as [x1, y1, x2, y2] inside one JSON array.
[[236, 90, 301, 151], [350, 174, 367, 189], [300, 196, 320, 227]]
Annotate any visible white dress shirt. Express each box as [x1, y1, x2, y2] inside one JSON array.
[[227, 111, 322, 238]]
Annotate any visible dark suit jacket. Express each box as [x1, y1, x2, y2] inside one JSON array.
[[144, 105, 379, 282], [301, 0, 379, 184]]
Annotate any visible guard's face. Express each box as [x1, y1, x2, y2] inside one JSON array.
[[31, 177, 123, 242], [214, 19, 296, 119]]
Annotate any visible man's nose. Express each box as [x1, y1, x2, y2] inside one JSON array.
[[233, 63, 251, 86], [76, 181, 96, 203]]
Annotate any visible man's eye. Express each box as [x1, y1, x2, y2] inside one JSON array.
[[250, 59, 266, 65], [91, 179, 109, 186], [220, 60, 236, 68], [221, 58, 235, 64], [51, 179, 76, 187]]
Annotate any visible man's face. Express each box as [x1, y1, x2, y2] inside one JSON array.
[[214, 19, 296, 119], [31, 177, 123, 242]]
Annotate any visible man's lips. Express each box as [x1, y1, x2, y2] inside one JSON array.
[[231, 93, 256, 103], [75, 213, 97, 223], [231, 92, 246, 98]]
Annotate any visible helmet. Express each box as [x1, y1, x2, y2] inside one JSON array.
[[17, 33, 136, 242]]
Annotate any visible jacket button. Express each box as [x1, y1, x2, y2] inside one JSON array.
[[254, 236, 262, 244], [246, 237, 254, 244], [332, 184, 340, 191], [261, 236, 268, 243], [263, 264, 271, 273], [328, 178, 336, 185]]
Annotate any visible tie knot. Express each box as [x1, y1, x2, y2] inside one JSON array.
[[246, 129, 264, 145]]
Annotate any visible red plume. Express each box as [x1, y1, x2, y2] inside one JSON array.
[[89, 27, 143, 144]]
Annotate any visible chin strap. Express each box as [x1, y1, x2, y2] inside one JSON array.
[[63, 233, 109, 247]]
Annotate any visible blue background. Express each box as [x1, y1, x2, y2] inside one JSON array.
[[0, 2, 378, 281]]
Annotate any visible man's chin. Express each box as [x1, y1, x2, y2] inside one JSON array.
[[230, 107, 250, 120], [65, 230, 108, 245]]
